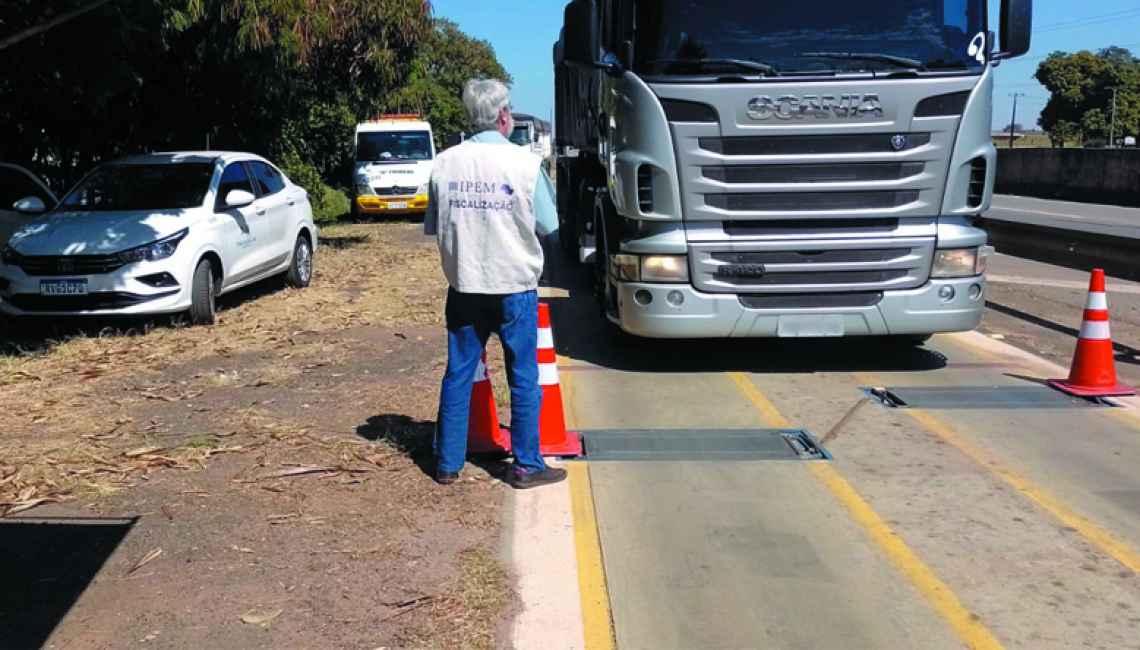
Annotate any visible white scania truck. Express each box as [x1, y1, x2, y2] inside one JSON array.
[[554, 0, 1031, 341], [353, 115, 435, 218]]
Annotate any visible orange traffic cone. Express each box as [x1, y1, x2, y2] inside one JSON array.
[[467, 352, 512, 453], [536, 303, 582, 457], [1048, 269, 1135, 397]]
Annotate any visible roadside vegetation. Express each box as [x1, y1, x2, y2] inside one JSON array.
[[0, 1, 510, 223]]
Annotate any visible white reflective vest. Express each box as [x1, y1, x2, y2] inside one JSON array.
[[429, 139, 545, 295]]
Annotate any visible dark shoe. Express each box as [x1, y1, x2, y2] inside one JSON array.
[[509, 466, 568, 489], [435, 470, 459, 485]]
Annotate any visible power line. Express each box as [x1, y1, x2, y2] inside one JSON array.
[[1034, 8, 1140, 33]]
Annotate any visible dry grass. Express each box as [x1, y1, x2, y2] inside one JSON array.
[[0, 222, 446, 514]]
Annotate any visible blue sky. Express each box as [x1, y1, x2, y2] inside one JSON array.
[[430, 0, 1140, 131]]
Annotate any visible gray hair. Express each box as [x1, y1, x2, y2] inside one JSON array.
[[463, 79, 511, 131]]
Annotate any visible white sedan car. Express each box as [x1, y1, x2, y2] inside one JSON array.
[[0, 152, 316, 324]]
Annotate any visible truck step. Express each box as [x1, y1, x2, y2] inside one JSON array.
[[579, 233, 596, 265]]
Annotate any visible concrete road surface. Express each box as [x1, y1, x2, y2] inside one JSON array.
[[543, 244, 1140, 649]]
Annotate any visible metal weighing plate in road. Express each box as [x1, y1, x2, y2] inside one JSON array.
[[866, 385, 1109, 409], [581, 429, 830, 461]]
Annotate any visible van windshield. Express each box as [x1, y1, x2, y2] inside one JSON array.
[[356, 131, 433, 162], [633, 0, 987, 76]]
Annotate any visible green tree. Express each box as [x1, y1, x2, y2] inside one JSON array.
[[1047, 120, 1079, 148], [384, 18, 512, 147], [1036, 47, 1140, 146]]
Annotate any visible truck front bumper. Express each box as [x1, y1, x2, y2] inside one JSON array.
[[614, 276, 985, 338]]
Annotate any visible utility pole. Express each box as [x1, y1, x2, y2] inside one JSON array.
[[1109, 86, 1119, 148], [1008, 93, 1022, 149]]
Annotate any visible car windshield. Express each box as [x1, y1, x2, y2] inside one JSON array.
[[59, 163, 215, 212], [633, 0, 987, 76], [356, 131, 433, 162]]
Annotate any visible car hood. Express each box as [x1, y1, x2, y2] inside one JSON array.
[[8, 209, 197, 256]]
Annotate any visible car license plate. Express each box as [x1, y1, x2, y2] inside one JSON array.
[[387, 201, 407, 210], [777, 315, 845, 337], [40, 279, 88, 296]]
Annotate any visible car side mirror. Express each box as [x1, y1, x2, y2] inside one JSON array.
[[13, 196, 46, 215], [994, 0, 1032, 60], [224, 189, 256, 208]]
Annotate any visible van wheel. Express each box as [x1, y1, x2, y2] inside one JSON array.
[[286, 235, 313, 288], [188, 259, 216, 325]]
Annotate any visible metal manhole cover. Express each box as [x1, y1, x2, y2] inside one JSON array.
[[863, 385, 1110, 409], [580, 429, 830, 461]]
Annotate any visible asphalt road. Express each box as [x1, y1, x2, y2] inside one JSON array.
[[986, 195, 1140, 240], [545, 245, 1140, 649]]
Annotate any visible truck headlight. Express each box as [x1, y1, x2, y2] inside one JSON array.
[[356, 184, 375, 196], [416, 183, 429, 198], [118, 229, 188, 264], [642, 255, 690, 282], [932, 247, 989, 278]]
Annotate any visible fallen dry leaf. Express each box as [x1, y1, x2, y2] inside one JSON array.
[[240, 609, 283, 625], [124, 446, 166, 458], [127, 548, 162, 575]]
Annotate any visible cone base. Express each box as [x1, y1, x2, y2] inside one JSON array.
[[466, 428, 583, 459], [539, 432, 583, 458], [468, 426, 512, 455], [1047, 378, 1136, 398]]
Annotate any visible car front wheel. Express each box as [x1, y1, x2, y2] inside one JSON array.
[[189, 259, 216, 325], [286, 235, 313, 288]]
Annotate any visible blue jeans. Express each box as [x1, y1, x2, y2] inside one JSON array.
[[435, 288, 545, 473]]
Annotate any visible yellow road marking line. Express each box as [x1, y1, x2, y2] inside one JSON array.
[[858, 370, 1140, 575], [728, 372, 1004, 650], [560, 354, 616, 649], [568, 463, 616, 650]]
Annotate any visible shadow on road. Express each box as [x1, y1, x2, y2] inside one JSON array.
[[0, 516, 136, 649], [987, 299, 1140, 366]]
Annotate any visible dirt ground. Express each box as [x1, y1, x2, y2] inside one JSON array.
[[0, 222, 518, 650]]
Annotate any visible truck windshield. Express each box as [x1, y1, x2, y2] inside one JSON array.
[[356, 131, 433, 162], [633, 0, 986, 76], [510, 125, 532, 146]]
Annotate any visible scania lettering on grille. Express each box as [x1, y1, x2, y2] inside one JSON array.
[[746, 94, 884, 120]]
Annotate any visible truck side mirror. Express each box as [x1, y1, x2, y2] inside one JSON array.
[[562, 0, 600, 69], [994, 0, 1032, 60]]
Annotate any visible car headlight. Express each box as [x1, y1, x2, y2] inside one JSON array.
[[1, 244, 18, 266], [118, 229, 188, 264], [416, 183, 429, 197], [609, 254, 690, 283], [932, 247, 988, 278], [356, 184, 375, 196]]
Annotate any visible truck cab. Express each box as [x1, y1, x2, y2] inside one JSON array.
[[353, 115, 435, 217], [554, 0, 1032, 340]]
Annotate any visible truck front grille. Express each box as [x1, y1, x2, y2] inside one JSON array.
[[704, 162, 924, 184], [706, 191, 919, 212], [699, 133, 930, 156], [689, 238, 934, 294]]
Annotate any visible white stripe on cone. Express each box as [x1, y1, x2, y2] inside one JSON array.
[[1086, 292, 1108, 310], [538, 328, 555, 350], [474, 355, 489, 381], [1079, 319, 1112, 341], [539, 363, 560, 386]]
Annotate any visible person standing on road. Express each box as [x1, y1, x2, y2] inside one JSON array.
[[423, 78, 566, 489]]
